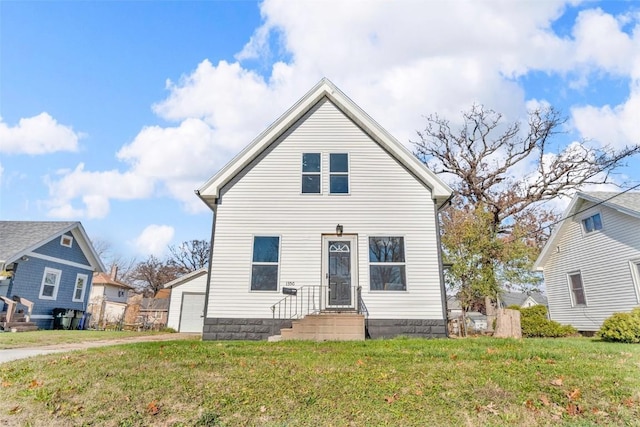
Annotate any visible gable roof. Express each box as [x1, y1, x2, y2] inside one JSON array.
[[196, 78, 453, 209], [533, 191, 640, 270], [0, 221, 105, 271], [163, 267, 208, 289], [500, 291, 548, 307], [92, 272, 134, 289]]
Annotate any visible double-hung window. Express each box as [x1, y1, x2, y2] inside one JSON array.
[[582, 213, 602, 234], [630, 260, 640, 303], [369, 237, 407, 291], [302, 153, 321, 194], [330, 153, 349, 194], [567, 272, 586, 306], [251, 236, 280, 291], [39, 267, 62, 300], [72, 273, 88, 302]]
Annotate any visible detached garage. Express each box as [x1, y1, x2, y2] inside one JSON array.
[[165, 268, 207, 333]]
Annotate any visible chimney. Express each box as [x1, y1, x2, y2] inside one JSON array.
[[110, 265, 119, 281]]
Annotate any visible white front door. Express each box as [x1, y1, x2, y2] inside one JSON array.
[[322, 235, 358, 309]]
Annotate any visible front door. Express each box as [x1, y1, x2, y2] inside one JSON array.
[[324, 235, 357, 308]]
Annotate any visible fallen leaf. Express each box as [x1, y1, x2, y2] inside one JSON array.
[[525, 399, 535, 411], [28, 379, 43, 389], [591, 408, 609, 416], [550, 377, 563, 386], [486, 348, 497, 354], [8, 406, 21, 415], [450, 354, 458, 360], [147, 400, 160, 416], [623, 397, 635, 407], [566, 388, 581, 401], [481, 402, 499, 415], [545, 359, 556, 365], [566, 403, 582, 416], [2, 381, 12, 387], [385, 393, 398, 404], [415, 389, 423, 396], [539, 395, 551, 406], [356, 359, 364, 366]]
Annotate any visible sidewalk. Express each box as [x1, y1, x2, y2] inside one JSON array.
[[0, 333, 197, 364]]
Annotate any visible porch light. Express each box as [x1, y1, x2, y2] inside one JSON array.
[[336, 224, 343, 236]]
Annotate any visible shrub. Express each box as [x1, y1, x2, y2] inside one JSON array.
[[511, 305, 577, 338], [597, 308, 640, 343], [160, 327, 177, 333]]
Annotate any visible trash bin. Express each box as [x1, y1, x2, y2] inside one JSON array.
[[70, 310, 85, 330], [78, 312, 92, 330], [52, 308, 66, 330]]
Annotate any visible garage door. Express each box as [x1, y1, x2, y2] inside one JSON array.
[[179, 293, 205, 333]]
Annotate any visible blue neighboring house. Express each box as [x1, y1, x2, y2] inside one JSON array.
[[0, 221, 105, 330]]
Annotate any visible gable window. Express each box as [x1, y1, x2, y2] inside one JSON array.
[[567, 272, 586, 306], [582, 213, 602, 234], [60, 235, 73, 248], [72, 273, 88, 302], [39, 267, 62, 300], [330, 153, 349, 194], [118, 289, 126, 298], [251, 236, 280, 291], [302, 153, 321, 194], [369, 237, 406, 291]]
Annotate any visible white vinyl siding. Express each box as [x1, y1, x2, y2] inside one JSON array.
[[209, 99, 443, 320], [166, 272, 208, 332], [543, 200, 640, 331], [39, 267, 61, 300]]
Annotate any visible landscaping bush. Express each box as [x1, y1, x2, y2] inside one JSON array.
[[510, 304, 577, 338], [597, 308, 640, 343]]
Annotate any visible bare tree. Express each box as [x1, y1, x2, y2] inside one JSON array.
[[167, 239, 210, 272], [415, 104, 640, 308], [129, 255, 182, 297], [90, 238, 137, 284]]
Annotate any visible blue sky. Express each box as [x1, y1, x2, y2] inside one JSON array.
[[1, 1, 640, 263]]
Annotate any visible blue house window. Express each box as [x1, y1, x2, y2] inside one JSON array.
[[39, 267, 62, 300], [60, 235, 73, 248], [72, 273, 88, 302], [581, 213, 602, 234]]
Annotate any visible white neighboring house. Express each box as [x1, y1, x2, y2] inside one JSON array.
[[534, 191, 640, 332], [164, 268, 207, 333], [88, 266, 133, 327], [196, 78, 453, 340]]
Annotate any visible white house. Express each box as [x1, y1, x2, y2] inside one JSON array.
[[164, 268, 207, 333], [196, 78, 453, 340], [534, 191, 640, 332], [88, 266, 133, 328]]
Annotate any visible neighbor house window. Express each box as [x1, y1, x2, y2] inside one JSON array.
[[118, 289, 126, 298], [60, 235, 73, 247], [72, 273, 88, 302], [39, 267, 62, 300], [251, 236, 280, 291], [630, 260, 640, 303], [369, 237, 406, 291], [568, 272, 586, 306], [582, 213, 602, 234], [302, 153, 321, 193], [330, 153, 349, 194]]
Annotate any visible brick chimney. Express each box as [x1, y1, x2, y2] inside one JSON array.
[[110, 265, 119, 281]]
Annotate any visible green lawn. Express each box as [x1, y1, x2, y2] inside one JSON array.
[[1, 337, 639, 426], [0, 330, 167, 349]]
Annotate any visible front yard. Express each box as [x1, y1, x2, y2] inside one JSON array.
[[1, 337, 639, 426], [0, 330, 168, 350]]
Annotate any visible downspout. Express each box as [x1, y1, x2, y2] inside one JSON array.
[[435, 195, 454, 338], [195, 190, 217, 332]]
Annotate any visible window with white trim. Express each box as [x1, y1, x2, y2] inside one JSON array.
[[39, 267, 62, 300], [567, 272, 586, 306], [369, 237, 406, 291], [60, 235, 73, 248], [581, 213, 602, 234], [329, 153, 349, 194], [629, 260, 640, 303], [251, 236, 280, 291], [302, 153, 321, 194], [72, 273, 88, 302]]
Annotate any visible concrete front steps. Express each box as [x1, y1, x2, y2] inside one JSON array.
[[277, 312, 365, 341]]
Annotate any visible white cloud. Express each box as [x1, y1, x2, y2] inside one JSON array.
[[0, 113, 80, 154], [43, 1, 640, 223], [133, 224, 175, 257]]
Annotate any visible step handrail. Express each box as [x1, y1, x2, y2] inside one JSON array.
[[271, 284, 367, 321]]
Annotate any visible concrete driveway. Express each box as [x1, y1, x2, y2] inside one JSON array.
[[0, 333, 198, 364]]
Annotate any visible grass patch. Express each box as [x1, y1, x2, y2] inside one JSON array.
[[1, 337, 639, 426], [0, 330, 166, 349]]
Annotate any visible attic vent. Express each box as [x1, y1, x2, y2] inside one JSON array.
[[60, 235, 73, 248]]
